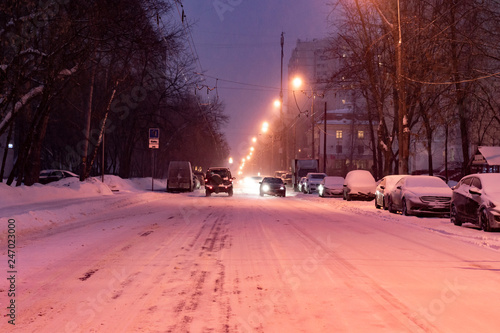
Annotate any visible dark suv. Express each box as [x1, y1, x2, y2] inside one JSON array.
[[205, 167, 234, 196]]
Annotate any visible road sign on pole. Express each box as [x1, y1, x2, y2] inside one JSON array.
[[149, 128, 159, 149]]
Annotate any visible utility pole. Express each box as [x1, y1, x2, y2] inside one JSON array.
[[323, 102, 327, 173], [311, 95, 315, 159], [280, 32, 285, 169]]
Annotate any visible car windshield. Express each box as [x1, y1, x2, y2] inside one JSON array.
[[263, 177, 283, 184], [406, 176, 447, 188], [311, 174, 326, 179]]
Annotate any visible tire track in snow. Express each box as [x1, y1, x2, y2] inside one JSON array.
[[259, 196, 440, 333]]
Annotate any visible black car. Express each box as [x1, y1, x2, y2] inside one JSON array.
[[259, 177, 286, 197], [205, 167, 234, 196], [451, 173, 500, 231], [39, 169, 78, 184]]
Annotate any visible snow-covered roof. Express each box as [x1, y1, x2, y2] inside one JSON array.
[[476, 146, 500, 165]]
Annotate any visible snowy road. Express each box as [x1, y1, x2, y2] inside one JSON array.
[[2, 185, 500, 332]]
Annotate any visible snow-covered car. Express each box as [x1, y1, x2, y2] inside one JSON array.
[[343, 170, 376, 201], [374, 175, 405, 209], [39, 169, 78, 184], [450, 173, 500, 231], [259, 177, 286, 197], [388, 175, 452, 216], [303, 172, 327, 194], [318, 176, 344, 197], [297, 177, 307, 192]]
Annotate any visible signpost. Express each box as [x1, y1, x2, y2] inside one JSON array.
[[149, 128, 159, 191]]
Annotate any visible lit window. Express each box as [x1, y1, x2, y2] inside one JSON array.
[[358, 131, 364, 139], [336, 130, 343, 139]]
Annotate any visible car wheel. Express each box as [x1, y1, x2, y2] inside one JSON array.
[[259, 191, 264, 197], [402, 199, 411, 216], [302, 187, 307, 194], [346, 194, 352, 201], [205, 190, 211, 197], [228, 189, 233, 197], [383, 197, 388, 210], [480, 209, 491, 232], [375, 198, 381, 209], [450, 205, 462, 226]]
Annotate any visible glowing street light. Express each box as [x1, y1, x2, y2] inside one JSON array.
[[273, 99, 281, 108], [292, 77, 302, 90], [262, 121, 269, 133]]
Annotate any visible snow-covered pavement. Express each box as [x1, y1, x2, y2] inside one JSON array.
[[1, 178, 500, 332]]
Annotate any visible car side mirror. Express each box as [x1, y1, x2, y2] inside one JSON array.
[[380, 185, 385, 190], [469, 187, 481, 196], [259, 182, 262, 185], [397, 186, 402, 190]]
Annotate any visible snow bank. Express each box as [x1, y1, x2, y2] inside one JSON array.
[[0, 176, 167, 238], [0, 177, 113, 209]]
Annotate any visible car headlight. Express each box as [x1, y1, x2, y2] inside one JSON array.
[[280, 186, 285, 190], [262, 184, 270, 192]]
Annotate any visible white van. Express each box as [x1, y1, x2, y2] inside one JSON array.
[[166, 161, 193, 192]]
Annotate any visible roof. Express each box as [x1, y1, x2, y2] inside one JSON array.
[[476, 146, 500, 165]]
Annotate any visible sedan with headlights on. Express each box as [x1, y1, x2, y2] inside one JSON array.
[[259, 177, 286, 197], [388, 175, 452, 216], [318, 176, 344, 197]]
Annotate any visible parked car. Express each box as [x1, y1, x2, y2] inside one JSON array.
[[166, 161, 194, 192], [303, 173, 327, 194], [281, 173, 292, 185], [192, 174, 201, 189], [375, 175, 405, 209], [297, 177, 307, 192], [388, 175, 452, 216], [39, 169, 78, 184], [450, 173, 500, 231], [318, 176, 344, 197], [205, 167, 234, 196], [343, 170, 376, 201], [274, 170, 288, 179], [194, 171, 205, 187], [259, 177, 286, 197]]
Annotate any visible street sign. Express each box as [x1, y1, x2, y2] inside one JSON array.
[[149, 128, 159, 149], [149, 128, 159, 139], [149, 139, 159, 149]]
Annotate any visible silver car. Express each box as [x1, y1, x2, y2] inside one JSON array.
[[318, 176, 344, 197], [388, 175, 452, 216], [375, 175, 404, 209]]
